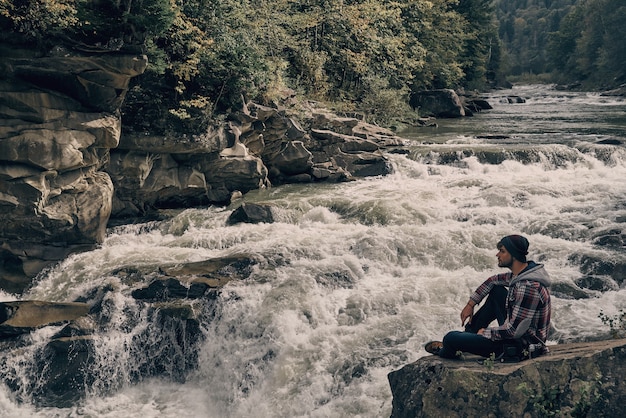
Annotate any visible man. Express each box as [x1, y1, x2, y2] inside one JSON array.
[[425, 235, 551, 360]]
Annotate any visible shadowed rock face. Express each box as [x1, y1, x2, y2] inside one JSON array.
[[0, 47, 148, 292], [409, 89, 466, 118], [388, 339, 626, 418]]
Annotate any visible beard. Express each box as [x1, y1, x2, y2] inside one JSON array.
[[498, 257, 513, 268]]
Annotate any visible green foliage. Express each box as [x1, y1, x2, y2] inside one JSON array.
[[2, 0, 505, 133], [517, 382, 562, 417], [482, 351, 496, 370], [0, 0, 79, 45], [546, 6, 582, 75], [75, 0, 175, 44], [498, 0, 626, 89], [565, 0, 626, 87], [495, 0, 578, 76], [454, 0, 501, 88], [570, 374, 603, 418], [358, 76, 413, 126], [402, 0, 466, 90], [0, 0, 175, 48], [124, 0, 270, 133]]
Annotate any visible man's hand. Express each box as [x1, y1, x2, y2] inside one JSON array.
[[461, 300, 475, 326]]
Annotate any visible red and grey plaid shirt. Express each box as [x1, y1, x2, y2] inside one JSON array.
[[470, 262, 552, 347]]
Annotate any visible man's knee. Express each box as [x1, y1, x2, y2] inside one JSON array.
[[443, 330, 463, 346], [490, 285, 507, 300]]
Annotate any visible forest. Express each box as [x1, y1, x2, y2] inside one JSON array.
[[496, 0, 626, 89], [1, 0, 625, 135]]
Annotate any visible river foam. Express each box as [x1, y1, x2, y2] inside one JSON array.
[[2, 85, 625, 417]]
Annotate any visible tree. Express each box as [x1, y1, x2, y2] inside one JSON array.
[[2, 0, 504, 133], [596, 1, 626, 85], [401, 0, 466, 90], [547, 0, 626, 87], [454, 0, 501, 88]]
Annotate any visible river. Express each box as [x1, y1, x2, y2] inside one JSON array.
[[1, 84, 626, 417]]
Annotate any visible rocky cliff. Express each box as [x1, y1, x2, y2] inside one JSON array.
[[0, 46, 148, 293], [1, 45, 407, 294], [388, 339, 626, 418]]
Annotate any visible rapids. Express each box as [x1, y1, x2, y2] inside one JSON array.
[[1, 84, 625, 417]]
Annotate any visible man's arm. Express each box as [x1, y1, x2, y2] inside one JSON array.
[[462, 272, 511, 326], [461, 299, 476, 326]]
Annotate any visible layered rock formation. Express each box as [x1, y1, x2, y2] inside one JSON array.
[[1, 46, 405, 293], [108, 100, 405, 218], [388, 339, 626, 418], [0, 47, 148, 293]]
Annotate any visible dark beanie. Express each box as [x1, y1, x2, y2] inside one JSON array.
[[498, 235, 529, 262]]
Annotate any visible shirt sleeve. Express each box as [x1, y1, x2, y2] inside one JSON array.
[[469, 272, 511, 306], [483, 280, 542, 341]]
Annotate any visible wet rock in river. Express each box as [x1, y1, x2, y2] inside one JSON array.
[[388, 339, 626, 418]]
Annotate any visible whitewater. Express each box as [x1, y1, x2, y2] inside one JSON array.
[[1, 85, 625, 417]]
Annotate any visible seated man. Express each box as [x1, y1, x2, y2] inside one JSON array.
[[425, 235, 551, 360]]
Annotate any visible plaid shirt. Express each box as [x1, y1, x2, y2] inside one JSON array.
[[470, 262, 551, 346]]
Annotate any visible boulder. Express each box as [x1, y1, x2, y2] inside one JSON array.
[[131, 254, 258, 300], [570, 253, 626, 286], [388, 339, 626, 418], [600, 86, 626, 97], [0, 254, 257, 406], [503, 95, 526, 104], [28, 335, 95, 407], [227, 202, 275, 225], [131, 278, 211, 301], [265, 140, 313, 176], [466, 98, 493, 112], [409, 89, 466, 118], [0, 254, 259, 404], [0, 300, 202, 407], [108, 102, 402, 219]]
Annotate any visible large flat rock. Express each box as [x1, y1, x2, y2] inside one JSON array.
[[388, 339, 626, 418]]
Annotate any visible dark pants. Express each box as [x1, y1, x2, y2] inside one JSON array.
[[438, 286, 508, 359]]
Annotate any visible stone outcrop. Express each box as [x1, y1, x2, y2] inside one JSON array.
[[0, 47, 148, 293], [226, 202, 275, 225], [388, 339, 626, 418], [108, 100, 405, 218], [600, 86, 626, 97], [1, 45, 406, 292], [0, 300, 90, 338], [410, 89, 494, 118]]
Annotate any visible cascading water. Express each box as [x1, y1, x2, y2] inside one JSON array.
[[1, 85, 625, 417]]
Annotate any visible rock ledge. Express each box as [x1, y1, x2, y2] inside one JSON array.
[[388, 338, 626, 418]]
